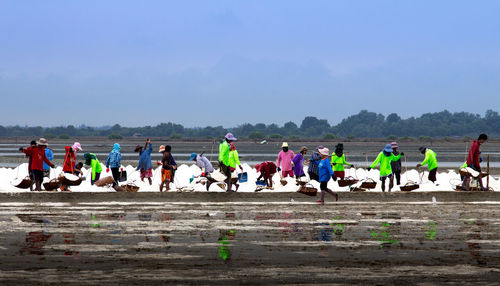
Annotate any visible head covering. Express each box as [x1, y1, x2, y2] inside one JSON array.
[[390, 142, 398, 148], [255, 163, 263, 173], [190, 153, 197, 161], [37, 138, 48, 146], [134, 145, 142, 152], [335, 143, 343, 150], [317, 145, 324, 150], [159, 145, 166, 153], [419, 146, 426, 153], [383, 144, 393, 153], [83, 153, 96, 165], [300, 146, 308, 153], [112, 143, 120, 151], [319, 148, 330, 156], [281, 142, 289, 148], [72, 142, 82, 152], [225, 133, 237, 141]]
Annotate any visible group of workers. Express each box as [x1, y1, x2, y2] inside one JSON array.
[[17, 132, 489, 199]]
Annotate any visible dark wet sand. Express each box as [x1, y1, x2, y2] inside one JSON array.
[[0, 192, 498, 285]]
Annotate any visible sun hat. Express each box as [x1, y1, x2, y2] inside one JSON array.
[[72, 142, 82, 152], [390, 142, 398, 148], [317, 145, 324, 150], [134, 145, 142, 152], [190, 153, 197, 161], [159, 145, 166, 153], [225, 133, 237, 141], [281, 142, 289, 148], [255, 163, 262, 173], [37, 138, 48, 146], [300, 146, 308, 153], [383, 144, 393, 153], [319, 148, 330, 156]]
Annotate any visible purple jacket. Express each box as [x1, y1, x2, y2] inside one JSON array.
[[292, 153, 305, 177]]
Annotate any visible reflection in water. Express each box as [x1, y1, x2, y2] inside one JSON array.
[[218, 230, 236, 261], [370, 222, 401, 248], [425, 221, 437, 240], [90, 213, 102, 228], [21, 231, 52, 255], [62, 233, 80, 258]]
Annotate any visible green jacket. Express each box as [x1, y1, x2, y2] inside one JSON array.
[[87, 153, 102, 180], [228, 149, 241, 169], [421, 149, 438, 170], [330, 154, 350, 172], [218, 140, 230, 166], [370, 152, 402, 176]]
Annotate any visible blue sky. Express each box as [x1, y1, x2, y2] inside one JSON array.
[[1, 0, 499, 127]]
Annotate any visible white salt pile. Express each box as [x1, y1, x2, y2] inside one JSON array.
[[0, 163, 498, 193]]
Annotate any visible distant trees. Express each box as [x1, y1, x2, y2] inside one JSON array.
[[1, 109, 499, 139]]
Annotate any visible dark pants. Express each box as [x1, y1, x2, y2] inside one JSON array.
[[319, 181, 337, 203], [91, 173, 101, 185], [308, 172, 319, 182], [393, 171, 401, 185], [111, 168, 120, 186], [428, 168, 437, 183]]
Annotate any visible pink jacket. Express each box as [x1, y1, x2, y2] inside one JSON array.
[[277, 150, 295, 171]]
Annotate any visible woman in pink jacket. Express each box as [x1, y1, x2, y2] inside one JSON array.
[[276, 142, 295, 178]]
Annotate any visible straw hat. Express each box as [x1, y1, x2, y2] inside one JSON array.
[[390, 142, 398, 148], [72, 142, 82, 151], [158, 145, 166, 152], [281, 142, 289, 148], [319, 148, 329, 156], [37, 138, 48, 146]]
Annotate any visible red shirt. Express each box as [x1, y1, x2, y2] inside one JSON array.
[[256, 161, 277, 179], [466, 140, 481, 169], [63, 146, 77, 173], [22, 146, 53, 171]]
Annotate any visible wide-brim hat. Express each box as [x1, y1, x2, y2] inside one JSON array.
[[281, 142, 289, 148], [72, 142, 82, 151], [159, 145, 166, 152], [319, 148, 330, 156], [225, 133, 237, 141], [37, 138, 48, 146], [300, 146, 308, 153], [383, 144, 393, 153], [190, 153, 197, 161], [390, 142, 398, 148]]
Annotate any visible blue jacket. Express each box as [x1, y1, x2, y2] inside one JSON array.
[[318, 158, 334, 182], [136, 143, 153, 171], [106, 143, 122, 168], [43, 148, 54, 170]]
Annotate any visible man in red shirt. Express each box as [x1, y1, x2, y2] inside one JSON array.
[[20, 138, 55, 191], [464, 134, 488, 190]]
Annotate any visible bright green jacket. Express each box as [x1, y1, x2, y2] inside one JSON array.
[[421, 149, 438, 170], [89, 153, 102, 180], [218, 140, 230, 166], [370, 152, 402, 176], [228, 149, 241, 169], [330, 154, 350, 172]]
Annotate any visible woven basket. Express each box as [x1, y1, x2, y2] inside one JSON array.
[[113, 185, 127, 192], [400, 181, 419, 192], [59, 174, 82, 186], [13, 177, 33, 189], [297, 184, 317, 196], [338, 176, 359, 187], [95, 176, 115, 187], [43, 178, 61, 191], [360, 178, 377, 189], [121, 183, 140, 192], [280, 179, 288, 186], [349, 187, 366, 192]]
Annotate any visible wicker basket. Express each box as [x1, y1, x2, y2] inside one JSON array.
[[113, 185, 127, 192], [297, 184, 317, 196], [280, 179, 288, 186], [360, 178, 377, 189], [13, 177, 33, 189], [338, 176, 359, 187], [400, 182, 419, 192], [349, 187, 366, 192], [95, 176, 115, 187], [43, 178, 61, 191], [121, 183, 140, 192], [59, 174, 82, 186]]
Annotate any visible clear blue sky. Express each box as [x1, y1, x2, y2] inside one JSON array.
[[1, 0, 499, 127]]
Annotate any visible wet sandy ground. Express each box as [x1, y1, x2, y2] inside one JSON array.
[[0, 192, 498, 285]]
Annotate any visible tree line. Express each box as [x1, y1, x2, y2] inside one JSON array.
[[1, 110, 499, 139]]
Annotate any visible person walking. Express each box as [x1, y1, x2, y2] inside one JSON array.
[[20, 138, 55, 192], [218, 133, 237, 192], [292, 146, 308, 179], [368, 144, 403, 192], [416, 146, 438, 184], [307, 146, 322, 182], [60, 142, 82, 192], [105, 143, 122, 187], [276, 142, 295, 178], [43, 145, 54, 178], [135, 139, 153, 185], [317, 148, 338, 205], [83, 153, 102, 185], [390, 142, 402, 185], [462, 134, 488, 191], [330, 143, 354, 180], [159, 145, 172, 192]]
